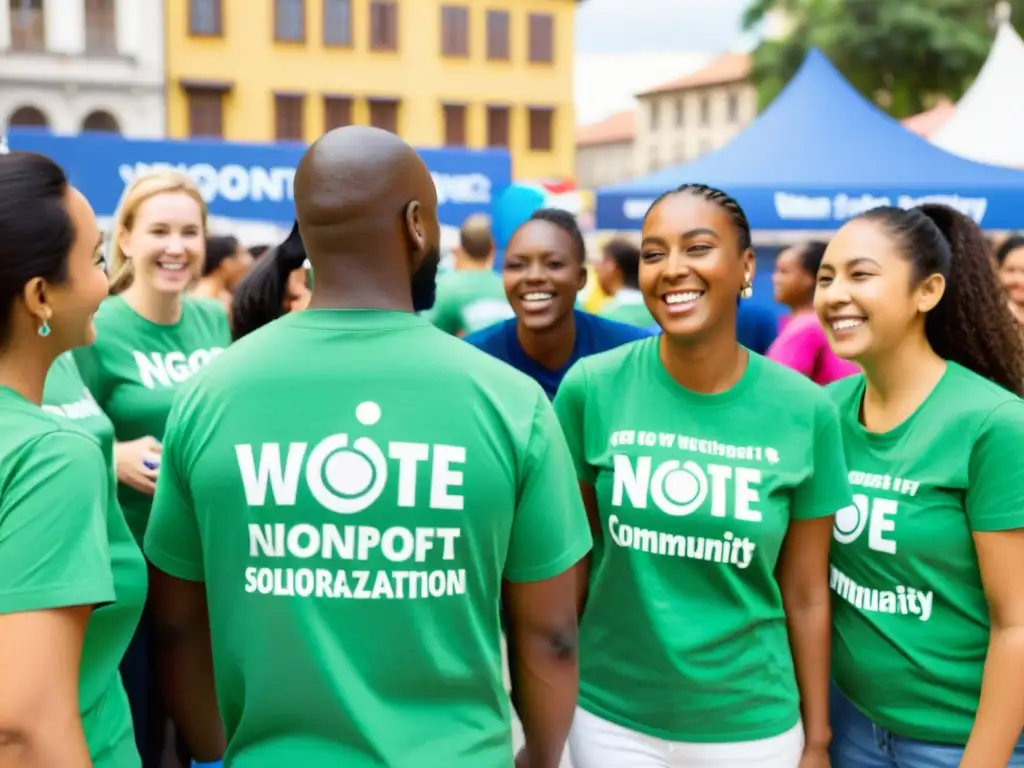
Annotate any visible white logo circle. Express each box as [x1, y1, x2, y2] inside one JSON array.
[[650, 460, 707, 516], [305, 402, 387, 514], [833, 495, 869, 544]]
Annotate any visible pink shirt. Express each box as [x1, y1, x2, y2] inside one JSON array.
[[766, 311, 859, 385]]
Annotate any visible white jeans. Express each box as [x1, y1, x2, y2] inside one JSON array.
[[569, 707, 805, 768]]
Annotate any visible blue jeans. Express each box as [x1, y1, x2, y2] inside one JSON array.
[[830, 684, 1024, 767]]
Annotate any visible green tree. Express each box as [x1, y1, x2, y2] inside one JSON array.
[[744, 0, 1022, 117]]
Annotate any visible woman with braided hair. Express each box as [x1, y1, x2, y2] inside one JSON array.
[[818, 205, 1024, 767], [554, 184, 850, 766]]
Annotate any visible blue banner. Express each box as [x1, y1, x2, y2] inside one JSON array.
[[597, 187, 1024, 232], [7, 129, 512, 228]]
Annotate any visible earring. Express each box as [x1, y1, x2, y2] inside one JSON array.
[[37, 319, 51, 337], [740, 273, 753, 300]]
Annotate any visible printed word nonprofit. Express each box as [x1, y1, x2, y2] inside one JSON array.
[[246, 521, 465, 601], [235, 401, 465, 514], [134, 349, 224, 390], [830, 565, 934, 621]]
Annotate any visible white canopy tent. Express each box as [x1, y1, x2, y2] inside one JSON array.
[[932, 17, 1024, 168]]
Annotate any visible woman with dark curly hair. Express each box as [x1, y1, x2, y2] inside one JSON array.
[[817, 204, 1024, 767]]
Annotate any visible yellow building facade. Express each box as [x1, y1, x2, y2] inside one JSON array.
[[164, 0, 578, 180]]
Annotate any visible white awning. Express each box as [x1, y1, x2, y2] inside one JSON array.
[[932, 21, 1024, 168]]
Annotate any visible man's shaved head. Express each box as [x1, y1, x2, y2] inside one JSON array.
[[293, 126, 441, 312], [459, 214, 493, 261]]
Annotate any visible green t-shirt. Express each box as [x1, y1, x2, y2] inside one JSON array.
[[143, 309, 593, 766], [598, 288, 654, 329], [553, 337, 852, 742], [74, 295, 232, 543], [42, 353, 147, 767], [429, 269, 512, 336], [829, 363, 1024, 745], [0, 385, 141, 767]]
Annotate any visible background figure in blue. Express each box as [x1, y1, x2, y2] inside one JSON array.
[[465, 208, 650, 397], [737, 299, 780, 354]]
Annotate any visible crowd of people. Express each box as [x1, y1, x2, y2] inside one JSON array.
[[1, 124, 1024, 768]]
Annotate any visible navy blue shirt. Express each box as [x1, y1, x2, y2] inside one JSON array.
[[465, 310, 652, 398], [737, 302, 780, 355]]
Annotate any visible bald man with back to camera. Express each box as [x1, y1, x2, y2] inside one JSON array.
[[142, 126, 592, 768]]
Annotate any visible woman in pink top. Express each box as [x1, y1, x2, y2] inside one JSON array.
[[768, 241, 859, 384]]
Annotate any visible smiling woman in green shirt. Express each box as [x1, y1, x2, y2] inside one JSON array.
[[74, 170, 231, 768], [0, 151, 143, 766], [555, 184, 852, 768], [817, 204, 1024, 768]]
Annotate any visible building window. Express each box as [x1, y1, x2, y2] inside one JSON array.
[[323, 96, 352, 131], [370, 1, 398, 51], [675, 97, 684, 126], [275, 0, 305, 42], [9, 0, 45, 52], [443, 104, 467, 146], [275, 94, 305, 141], [486, 105, 509, 148], [189, 0, 222, 36], [84, 0, 117, 54], [486, 10, 509, 60], [7, 105, 48, 127], [82, 110, 120, 133], [185, 88, 225, 138], [700, 95, 710, 126], [440, 5, 468, 57], [369, 98, 399, 133], [528, 107, 553, 151], [649, 101, 659, 131], [727, 92, 739, 122], [528, 13, 553, 63], [323, 0, 351, 46]]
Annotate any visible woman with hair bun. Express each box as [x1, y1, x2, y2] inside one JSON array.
[[230, 221, 310, 340], [0, 150, 144, 765], [818, 204, 1024, 767]]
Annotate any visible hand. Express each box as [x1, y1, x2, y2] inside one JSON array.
[[799, 743, 830, 768], [115, 436, 162, 495]]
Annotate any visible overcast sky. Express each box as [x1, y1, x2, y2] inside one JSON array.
[[575, 0, 751, 54]]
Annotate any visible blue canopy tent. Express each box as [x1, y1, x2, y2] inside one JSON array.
[[597, 49, 1024, 233]]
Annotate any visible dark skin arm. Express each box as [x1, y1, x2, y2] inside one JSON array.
[[503, 559, 585, 768], [776, 516, 834, 760], [961, 529, 1024, 767], [147, 566, 226, 761], [0, 606, 93, 767]]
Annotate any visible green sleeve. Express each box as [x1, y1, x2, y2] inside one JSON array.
[[0, 431, 114, 614], [966, 400, 1024, 532], [429, 290, 460, 335], [144, 396, 204, 581], [72, 344, 107, 407], [552, 362, 597, 484], [791, 397, 853, 521], [504, 393, 593, 583]]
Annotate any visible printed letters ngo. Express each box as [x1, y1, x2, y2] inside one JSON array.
[[134, 349, 225, 390], [237, 401, 469, 600]]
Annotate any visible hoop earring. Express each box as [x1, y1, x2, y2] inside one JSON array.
[[740, 283, 754, 300], [37, 319, 51, 337]]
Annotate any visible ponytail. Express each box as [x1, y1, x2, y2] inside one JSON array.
[[230, 222, 307, 341], [860, 204, 1024, 395]]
